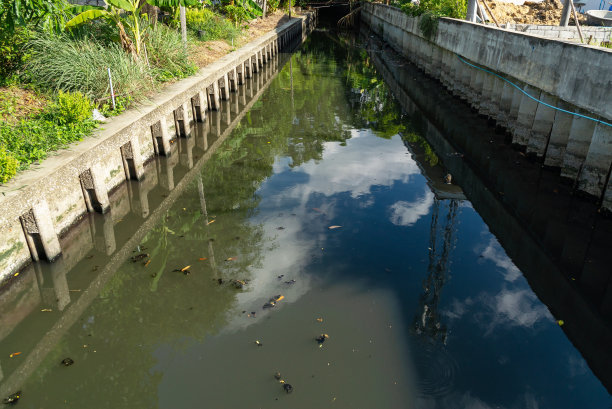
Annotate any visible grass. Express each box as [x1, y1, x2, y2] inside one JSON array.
[[186, 8, 242, 43]]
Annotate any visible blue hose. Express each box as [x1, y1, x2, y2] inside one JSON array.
[[456, 54, 612, 128]]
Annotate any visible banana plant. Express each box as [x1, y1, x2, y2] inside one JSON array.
[[65, 0, 198, 57]]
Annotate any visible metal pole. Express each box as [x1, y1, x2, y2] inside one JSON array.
[[466, 0, 478, 22], [107, 68, 116, 111], [560, 0, 571, 26]]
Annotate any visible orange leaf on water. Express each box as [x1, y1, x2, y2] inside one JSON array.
[[9, 352, 22, 358], [199, 257, 208, 261]]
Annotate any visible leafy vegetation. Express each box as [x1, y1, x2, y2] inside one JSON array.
[[185, 7, 241, 42], [0, 91, 97, 183], [396, 0, 467, 35]]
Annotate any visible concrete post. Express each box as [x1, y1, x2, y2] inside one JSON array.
[[191, 91, 207, 122], [151, 117, 171, 156], [218, 74, 230, 100], [512, 85, 541, 146], [544, 101, 574, 167], [560, 0, 571, 26], [507, 83, 525, 131], [207, 81, 220, 110], [560, 116, 597, 181], [577, 123, 612, 197], [251, 54, 259, 73], [526, 93, 557, 157], [173, 102, 191, 137], [467, 0, 478, 22], [120, 139, 144, 181], [228, 67, 238, 92]]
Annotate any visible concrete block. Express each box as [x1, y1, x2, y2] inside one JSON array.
[[207, 81, 220, 110], [497, 81, 513, 126], [218, 74, 230, 100], [20, 200, 62, 261], [150, 116, 171, 156], [191, 90, 207, 123], [577, 122, 612, 197], [120, 138, 144, 181]]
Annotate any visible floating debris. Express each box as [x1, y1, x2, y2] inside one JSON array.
[[285, 279, 296, 285], [231, 279, 246, 289], [207, 220, 216, 226], [557, 320, 565, 326], [2, 391, 20, 405], [277, 275, 284, 279], [199, 257, 208, 261], [255, 340, 263, 346], [316, 334, 330, 344], [328, 225, 342, 230], [61, 358, 74, 366], [217, 278, 224, 285], [279, 380, 293, 394], [263, 295, 285, 309], [316, 317, 323, 322], [41, 309, 52, 312], [131, 253, 149, 262], [144, 259, 151, 267], [9, 352, 21, 358], [225, 257, 237, 261], [445, 174, 452, 184], [274, 372, 282, 380], [276, 226, 285, 230]]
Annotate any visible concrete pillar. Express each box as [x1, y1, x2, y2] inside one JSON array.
[[79, 165, 110, 214], [120, 138, 144, 181], [178, 133, 195, 169], [251, 54, 259, 73], [512, 85, 541, 146], [207, 81, 220, 110], [467, 0, 478, 22], [20, 200, 62, 261], [191, 91, 207, 122], [526, 92, 557, 157], [560, 0, 571, 26], [257, 50, 263, 68], [93, 211, 115, 255], [244, 59, 252, 79], [544, 103, 574, 167], [151, 117, 171, 156], [560, 116, 597, 181], [173, 102, 191, 137], [507, 83, 525, 131], [488, 76, 505, 120], [236, 64, 244, 85], [230, 68, 239, 92], [479, 74, 495, 117], [469, 69, 485, 109], [577, 122, 612, 197], [218, 74, 230, 100], [48, 257, 70, 311]]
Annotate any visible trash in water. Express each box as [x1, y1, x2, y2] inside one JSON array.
[[61, 358, 74, 366], [131, 253, 149, 262], [255, 340, 263, 346], [445, 174, 452, 184], [277, 274, 284, 279], [316, 334, 330, 344], [274, 372, 282, 380], [2, 391, 21, 405], [144, 259, 151, 267], [263, 295, 285, 309], [9, 352, 21, 358], [180, 265, 191, 272], [207, 220, 216, 226], [328, 225, 342, 229], [316, 317, 323, 322], [276, 226, 285, 230], [279, 380, 293, 393]]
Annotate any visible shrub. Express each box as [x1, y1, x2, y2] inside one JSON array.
[[0, 27, 32, 84], [400, 0, 467, 19], [0, 146, 18, 184], [267, 0, 280, 12], [44, 90, 93, 125], [185, 8, 242, 42]]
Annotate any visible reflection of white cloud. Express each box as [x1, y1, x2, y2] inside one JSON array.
[[480, 238, 521, 282], [487, 288, 551, 332], [417, 390, 540, 409], [389, 190, 434, 226]]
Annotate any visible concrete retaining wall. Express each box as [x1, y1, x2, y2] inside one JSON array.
[[361, 3, 612, 209], [0, 12, 316, 284]]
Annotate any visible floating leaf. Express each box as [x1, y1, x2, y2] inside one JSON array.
[[199, 257, 208, 261], [557, 320, 564, 326], [144, 259, 151, 267], [207, 220, 216, 226], [13, 272, 19, 277], [226, 257, 237, 261], [9, 352, 22, 358], [180, 265, 191, 272], [316, 317, 323, 322], [41, 309, 52, 312], [328, 225, 342, 230]]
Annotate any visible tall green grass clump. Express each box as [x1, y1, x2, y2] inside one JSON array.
[[145, 23, 198, 81], [399, 0, 467, 19], [26, 33, 153, 101], [186, 8, 241, 42], [0, 91, 97, 184]]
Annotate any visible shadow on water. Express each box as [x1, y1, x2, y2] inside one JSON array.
[[0, 25, 610, 408]]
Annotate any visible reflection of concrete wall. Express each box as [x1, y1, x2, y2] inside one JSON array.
[[361, 4, 612, 208], [366, 32, 612, 393], [0, 11, 317, 284]]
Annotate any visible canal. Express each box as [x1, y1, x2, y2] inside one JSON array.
[[0, 27, 611, 408]]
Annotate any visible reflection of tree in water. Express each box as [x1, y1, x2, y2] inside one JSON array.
[[414, 199, 459, 345]]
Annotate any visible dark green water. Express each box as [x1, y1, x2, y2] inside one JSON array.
[[0, 29, 611, 408]]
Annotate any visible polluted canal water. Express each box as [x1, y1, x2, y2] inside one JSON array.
[[1, 29, 611, 409]]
